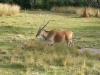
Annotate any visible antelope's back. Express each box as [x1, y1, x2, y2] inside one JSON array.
[[47, 30, 65, 42]]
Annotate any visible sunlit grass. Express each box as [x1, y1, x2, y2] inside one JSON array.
[[0, 11, 100, 75]]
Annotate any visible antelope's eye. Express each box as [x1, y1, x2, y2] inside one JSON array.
[[38, 29, 42, 34], [39, 29, 42, 31]]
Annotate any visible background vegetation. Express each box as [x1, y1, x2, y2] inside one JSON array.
[[0, 0, 100, 9], [51, 6, 99, 16]]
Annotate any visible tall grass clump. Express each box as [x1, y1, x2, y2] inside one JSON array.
[[0, 3, 20, 16], [9, 40, 99, 68], [0, 39, 100, 75]]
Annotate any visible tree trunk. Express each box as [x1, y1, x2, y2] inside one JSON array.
[[95, 10, 99, 17], [81, 7, 90, 17], [30, 0, 37, 9]]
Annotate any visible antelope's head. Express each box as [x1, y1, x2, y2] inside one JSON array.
[[36, 20, 55, 37], [36, 20, 50, 37]]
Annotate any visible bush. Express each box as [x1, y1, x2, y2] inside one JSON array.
[[0, 3, 20, 16]]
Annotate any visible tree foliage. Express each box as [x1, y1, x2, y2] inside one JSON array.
[[0, 0, 100, 9]]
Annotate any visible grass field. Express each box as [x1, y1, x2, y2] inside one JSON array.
[[0, 10, 100, 75]]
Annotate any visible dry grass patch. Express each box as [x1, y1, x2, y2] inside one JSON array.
[[77, 7, 99, 17], [0, 3, 20, 16], [51, 6, 78, 14], [51, 6, 100, 17]]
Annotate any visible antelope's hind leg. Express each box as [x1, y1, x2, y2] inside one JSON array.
[[44, 41, 54, 50]]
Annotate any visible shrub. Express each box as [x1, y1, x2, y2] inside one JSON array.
[[0, 3, 20, 16]]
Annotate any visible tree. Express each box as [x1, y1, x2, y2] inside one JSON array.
[[86, 0, 99, 7], [42, 0, 48, 9], [0, 0, 13, 4], [81, 7, 90, 17], [0, 0, 100, 9], [30, 0, 37, 9]]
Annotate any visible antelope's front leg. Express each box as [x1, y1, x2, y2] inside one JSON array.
[[44, 40, 54, 50], [44, 44, 49, 50]]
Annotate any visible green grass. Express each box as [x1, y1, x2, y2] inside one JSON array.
[[0, 10, 100, 75]]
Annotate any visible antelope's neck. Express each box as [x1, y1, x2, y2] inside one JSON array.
[[41, 30, 49, 40]]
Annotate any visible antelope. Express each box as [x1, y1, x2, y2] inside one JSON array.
[[36, 20, 74, 50]]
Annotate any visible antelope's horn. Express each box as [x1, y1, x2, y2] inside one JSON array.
[[41, 20, 55, 29], [40, 20, 45, 29]]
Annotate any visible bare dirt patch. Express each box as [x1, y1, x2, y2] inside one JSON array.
[[78, 48, 100, 55]]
